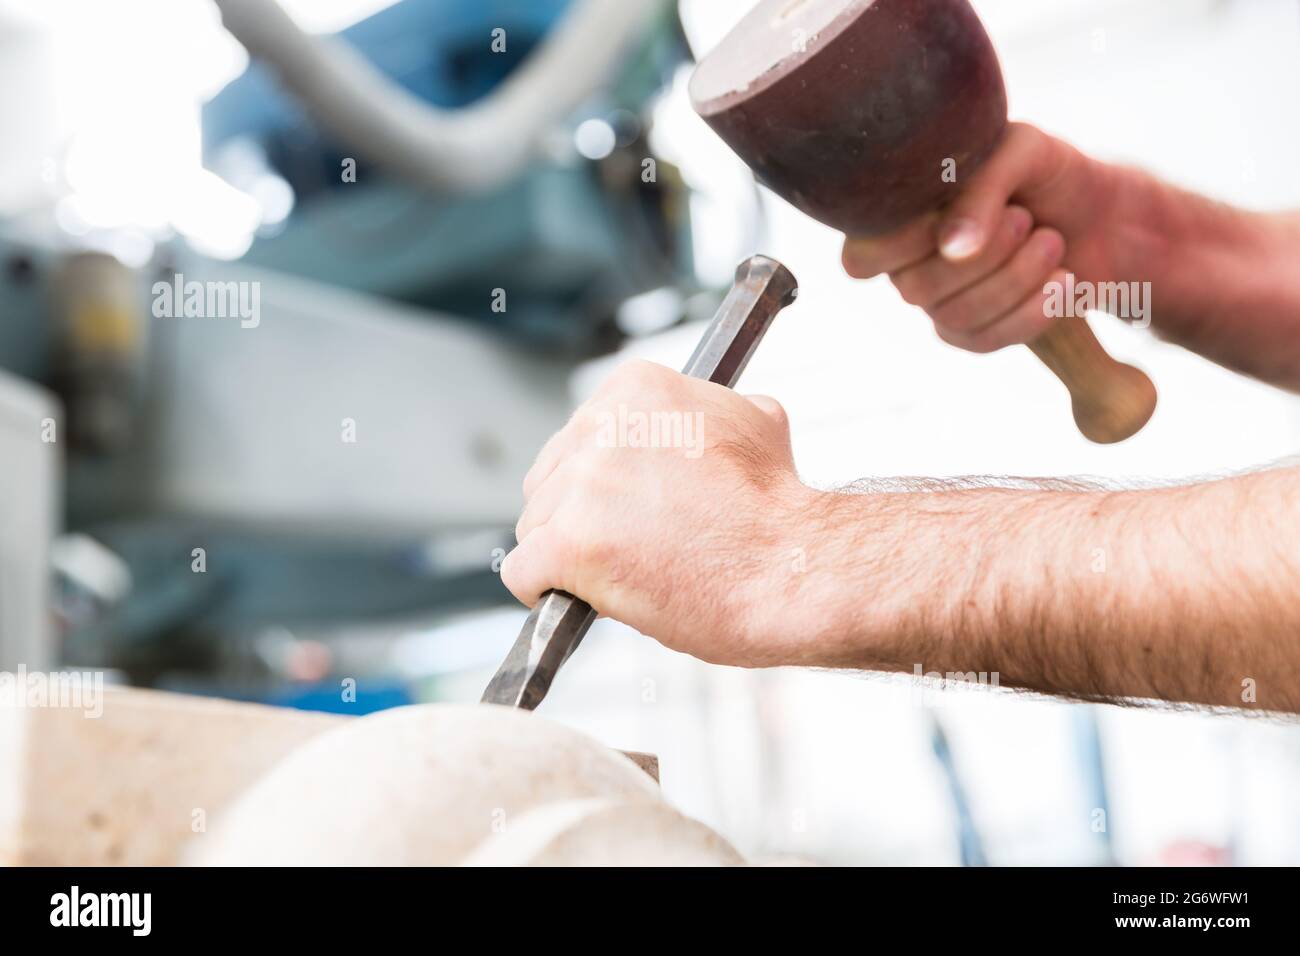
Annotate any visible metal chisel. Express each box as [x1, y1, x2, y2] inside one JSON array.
[[481, 255, 799, 710]]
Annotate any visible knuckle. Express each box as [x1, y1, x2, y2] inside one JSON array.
[[934, 322, 977, 353], [1008, 121, 1045, 153], [933, 322, 967, 350], [844, 233, 908, 278], [579, 533, 629, 591], [573, 404, 605, 438], [610, 359, 680, 407], [841, 243, 877, 278], [891, 271, 930, 307], [571, 452, 605, 486], [547, 522, 585, 574], [932, 301, 979, 334], [583, 534, 617, 573]]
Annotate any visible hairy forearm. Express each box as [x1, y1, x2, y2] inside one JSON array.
[[1105, 164, 1300, 388], [788, 468, 1300, 712]]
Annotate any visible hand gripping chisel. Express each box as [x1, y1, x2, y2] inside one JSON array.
[[481, 255, 799, 710]]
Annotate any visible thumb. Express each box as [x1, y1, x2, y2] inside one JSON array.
[[937, 123, 1058, 262]]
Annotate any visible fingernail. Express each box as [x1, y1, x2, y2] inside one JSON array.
[[939, 219, 983, 260]]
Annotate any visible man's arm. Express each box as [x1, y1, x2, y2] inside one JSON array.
[[792, 467, 1300, 712], [842, 123, 1300, 390], [1106, 168, 1300, 387], [501, 362, 1300, 714]]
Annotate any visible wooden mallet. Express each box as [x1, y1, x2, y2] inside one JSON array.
[[690, 0, 1157, 443]]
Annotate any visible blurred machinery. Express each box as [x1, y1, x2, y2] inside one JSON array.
[[0, 0, 705, 695], [0, 368, 59, 672], [204, 0, 694, 353]]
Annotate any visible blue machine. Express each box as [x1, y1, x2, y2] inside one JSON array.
[[203, 0, 695, 354]]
